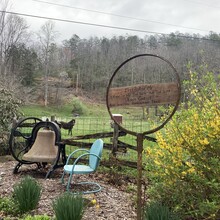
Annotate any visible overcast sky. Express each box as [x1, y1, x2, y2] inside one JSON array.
[[7, 0, 220, 41]]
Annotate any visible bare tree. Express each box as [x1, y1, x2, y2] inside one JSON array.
[[37, 20, 58, 106], [0, 0, 30, 107], [0, 0, 8, 35], [0, 0, 28, 77], [0, 0, 9, 76]]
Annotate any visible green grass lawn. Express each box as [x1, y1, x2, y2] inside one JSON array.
[[20, 101, 109, 118], [19, 102, 157, 171]]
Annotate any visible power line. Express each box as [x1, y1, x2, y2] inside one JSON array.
[[0, 10, 166, 35], [0, 10, 216, 42], [32, 0, 211, 33]]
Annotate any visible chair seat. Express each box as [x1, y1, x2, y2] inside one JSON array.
[[64, 164, 94, 174]]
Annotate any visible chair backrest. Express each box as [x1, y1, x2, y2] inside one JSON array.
[[89, 139, 103, 170]]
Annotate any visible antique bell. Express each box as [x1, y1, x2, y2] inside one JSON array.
[[23, 129, 58, 163]]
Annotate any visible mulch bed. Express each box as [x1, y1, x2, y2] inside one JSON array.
[[0, 157, 137, 219]]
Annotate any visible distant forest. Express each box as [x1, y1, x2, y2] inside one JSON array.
[[1, 9, 220, 104]]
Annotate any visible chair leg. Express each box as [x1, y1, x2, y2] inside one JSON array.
[[61, 171, 65, 184], [77, 181, 102, 194], [67, 173, 73, 191]]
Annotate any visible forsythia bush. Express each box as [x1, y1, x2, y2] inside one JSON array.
[[145, 65, 220, 219]]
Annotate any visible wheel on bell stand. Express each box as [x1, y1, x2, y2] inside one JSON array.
[[9, 117, 42, 173]]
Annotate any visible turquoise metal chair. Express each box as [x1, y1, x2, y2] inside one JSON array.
[[61, 139, 103, 194]]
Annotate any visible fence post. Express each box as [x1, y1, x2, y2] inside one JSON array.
[[111, 114, 122, 156], [112, 123, 119, 156]]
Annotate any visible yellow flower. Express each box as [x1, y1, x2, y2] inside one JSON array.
[[154, 160, 160, 165], [157, 150, 163, 156], [181, 171, 187, 176], [91, 199, 97, 205], [188, 167, 195, 173], [185, 161, 192, 167], [193, 113, 198, 120], [199, 138, 209, 145]]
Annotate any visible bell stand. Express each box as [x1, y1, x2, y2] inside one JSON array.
[[9, 118, 66, 178]]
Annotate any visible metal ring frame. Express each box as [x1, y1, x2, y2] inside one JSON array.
[[106, 53, 181, 136], [9, 117, 42, 164]]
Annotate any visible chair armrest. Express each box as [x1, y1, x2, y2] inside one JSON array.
[[71, 153, 101, 172], [66, 149, 90, 164]]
